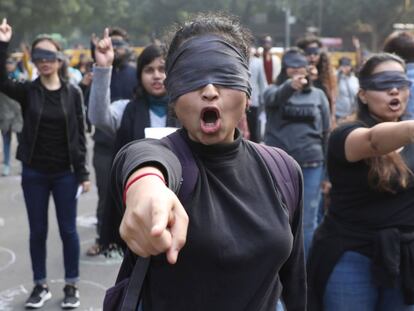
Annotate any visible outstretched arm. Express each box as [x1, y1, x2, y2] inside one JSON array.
[[344, 120, 414, 162], [112, 140, 189, 264], [120, 166, 189, 264]]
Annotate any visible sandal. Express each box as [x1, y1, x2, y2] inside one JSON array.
[[86, 243, 101, 256]]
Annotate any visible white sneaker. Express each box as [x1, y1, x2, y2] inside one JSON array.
[[25, 284, 52, 309], [61, 284, 80, 309]]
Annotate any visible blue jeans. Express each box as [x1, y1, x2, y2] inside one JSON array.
[[1, 129, 11, 166], [21, 165, 80, 284], [324, 251, 414, 311], [301, 165, 323, 258]]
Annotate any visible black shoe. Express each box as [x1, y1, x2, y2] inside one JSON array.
[[61, 284, 80, 309], [25, 284, 52, 309]]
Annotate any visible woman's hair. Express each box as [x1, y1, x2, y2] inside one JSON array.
[[165, 12, 252, 70], [296, 36, 336, 107], [135, 44, 166, 98], [31, 36, 68, 82], [383, 31, 414, 63], [276, 47, 305, 85], [356, 53, 412, 192]]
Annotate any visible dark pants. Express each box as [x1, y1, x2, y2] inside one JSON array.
[[21, 165, 80, 284], [246, 106, 260, 143], [92, 145, 113, 242]]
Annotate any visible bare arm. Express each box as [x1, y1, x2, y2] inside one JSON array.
[[345, 120, 414, 162]]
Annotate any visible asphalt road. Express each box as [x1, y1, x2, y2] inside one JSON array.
[[0, 136, 121, 311]]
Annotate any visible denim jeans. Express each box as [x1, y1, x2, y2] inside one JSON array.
[[1, 129, 11, 166], [21, 165, 80, 284], [301, 165, 323, 258], [324, 251, 414, 311]]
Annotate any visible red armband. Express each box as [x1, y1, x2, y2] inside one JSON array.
[[123, 173, 166, 205]]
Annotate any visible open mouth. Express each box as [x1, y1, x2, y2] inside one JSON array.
[[152, 82, 163, 89], [389, 98, 401, 111], [200, 107, 221, 133]]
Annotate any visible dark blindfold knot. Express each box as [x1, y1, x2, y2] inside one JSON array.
[[359, 71, 412, 91], [165, 35, 251, 103]]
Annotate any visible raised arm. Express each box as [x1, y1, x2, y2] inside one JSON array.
[[0, 18, 28, 103], [345, 120, 414, 162], [88, 28, 128, 137]]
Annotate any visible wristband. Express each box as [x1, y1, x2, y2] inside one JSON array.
[[123, 172, 166, 205]]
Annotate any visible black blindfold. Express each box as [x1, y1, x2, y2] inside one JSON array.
[[31, 48, 63, 62], [165, 35, 251, 103], [304, 47, 320, 55], [282, 52, 308, 68], [359, 71, 412, 91], [111, 39, 129, 49]]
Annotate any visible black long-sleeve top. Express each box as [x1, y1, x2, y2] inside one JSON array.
[[307, 121, 414, 309], [111, 129, 306, 311]]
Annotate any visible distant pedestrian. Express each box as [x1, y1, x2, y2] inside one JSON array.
[[247, 46, 268, 142], [335, 57, 359, 123]]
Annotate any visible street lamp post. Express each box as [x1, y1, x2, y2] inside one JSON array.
[[285, 5, 291, 48]]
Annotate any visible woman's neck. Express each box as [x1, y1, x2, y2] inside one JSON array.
[[40, 73, 61, 90]]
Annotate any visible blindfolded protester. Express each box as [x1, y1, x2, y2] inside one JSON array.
[[0, 18, 90, 309], [307, 53, 414, 311], [104, 13, 306, 311], [263, 48, 330, 258]]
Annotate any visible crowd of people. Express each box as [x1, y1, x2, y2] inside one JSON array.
[[0, 11, 414, 311]]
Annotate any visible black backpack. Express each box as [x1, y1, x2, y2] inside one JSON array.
[[103, 130, 301, 311]]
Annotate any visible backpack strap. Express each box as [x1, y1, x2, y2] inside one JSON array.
[[121, 254, 150, 311], [252, 143, 301, 224], [162, 130, 199, 205]]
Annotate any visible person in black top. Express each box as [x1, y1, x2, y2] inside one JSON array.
[[110, 13, 306, 311], [0, 19, 90, 309], [307, 53, 414, 310]]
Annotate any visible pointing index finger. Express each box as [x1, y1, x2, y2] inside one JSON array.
[[166, 198, 188, 264], [2, 18, 6, 26]]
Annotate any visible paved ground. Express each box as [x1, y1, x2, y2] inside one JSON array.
[[0, 135, 121, 311]]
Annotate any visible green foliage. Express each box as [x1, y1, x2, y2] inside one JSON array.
[[0, 0, 413, 49]]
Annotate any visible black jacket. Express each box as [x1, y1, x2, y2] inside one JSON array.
[[100, 96, 178, 249], [0, 42, 89, 182]]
